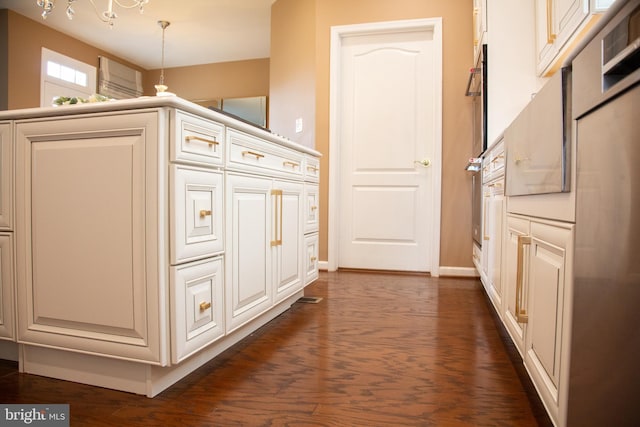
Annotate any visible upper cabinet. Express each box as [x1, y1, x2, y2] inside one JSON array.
[[473, 0, 488, 60], [535, 0, 614, 76]]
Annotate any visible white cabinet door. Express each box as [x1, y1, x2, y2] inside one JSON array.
[[304, 233, 319, 285], [171, 257, 224, 363], [303, 183, 319, 234], [171, 165, 224, 265], [503, 215, 530, 356], [486, 185, 505, 312], [15, 112, 164, 364], [272, 180, 303, 304], [0, 233, 15, 341], [524, 220, 573, 426], [0, 123, 12, 230], [225, 173, 273, 333], [535, 0, 613, 75]]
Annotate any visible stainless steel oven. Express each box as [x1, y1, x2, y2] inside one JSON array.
[[466, 44, 487, 246]]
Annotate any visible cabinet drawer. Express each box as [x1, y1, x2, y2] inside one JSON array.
[[227, 129, 304, 178], [172, 110, 224, 166], [171, 165, 224, 264], [304, 233, 319, 285], [304, 155, 320, 182], [304, 183, 319, 234], [170, 257, 224, 363]]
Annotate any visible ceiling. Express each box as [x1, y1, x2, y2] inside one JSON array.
[[0, 0, 276, 69]]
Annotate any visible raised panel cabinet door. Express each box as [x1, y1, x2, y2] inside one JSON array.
[[304, 233, 319, 285], [304, 183, 319, 234], [15, 112, 164, 364], [0, 233, 15, 341], [171, 165, 224, 264], [524, 220, 574, 426], [503, 215, 530, 357], [225, 173, 273, 333], [0, 123, 13, 230], [170, 257, 224, 363], [272, 180, 303, 304], [486, 187, 505, 313]]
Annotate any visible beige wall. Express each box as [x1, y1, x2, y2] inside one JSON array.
[[145, 59, 270, 105], [3, 10, 145, 110], [2, 10, 270, 110], [269, 0, 316, 148], [270, 0, 475, 268]]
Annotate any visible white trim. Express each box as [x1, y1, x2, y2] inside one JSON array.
[[438, 266, 480, 278], [328, 18, 443, 276]]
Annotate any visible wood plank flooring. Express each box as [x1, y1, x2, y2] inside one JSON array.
[[0, 271, 551, 426]]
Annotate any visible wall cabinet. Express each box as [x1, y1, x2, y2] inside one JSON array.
[[535, 0, 614, 76], [504, 214, 574, 426], [2, 97, 320, 397]]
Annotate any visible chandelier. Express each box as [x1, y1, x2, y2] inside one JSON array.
[[37, 0, 150, 27]]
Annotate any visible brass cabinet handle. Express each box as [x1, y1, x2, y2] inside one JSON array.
[[473, 7, 479, 47], [270, 189, 283, 247], [199, 209, 212, 218], [242, 150, 265, 159], [185, 135, 219, 146], [199, 301, 211, 311], [310, 205, 318, 211], [516, 235, 532, 323], [546, 0, 557, 43], [310, 256, 317, 262], [307, 165, 319, 172], [483, 194, 490, 241], [283, 160, 300, 169]]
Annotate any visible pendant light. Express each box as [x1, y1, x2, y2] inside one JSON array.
[[154, 20, 173, 96]]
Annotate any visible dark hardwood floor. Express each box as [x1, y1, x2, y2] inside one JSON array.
[[0, 271, 551, 426]]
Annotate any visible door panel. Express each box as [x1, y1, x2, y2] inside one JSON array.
[[338, 28, 436, 272]]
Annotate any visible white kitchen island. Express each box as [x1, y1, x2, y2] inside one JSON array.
[[0, 96, 320, 397]]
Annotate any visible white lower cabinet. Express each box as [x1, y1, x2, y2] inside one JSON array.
[[15, 112, 164, 364], [0, 233, 15, 341], [225, 173, 304, 332], [504, 214, 574, 426], [4, 100, 320, 397], [304, 233, 319, 285], [171, 257, 224, 363]]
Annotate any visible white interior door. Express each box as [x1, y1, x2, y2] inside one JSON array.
[[334, 21, 441, 272]]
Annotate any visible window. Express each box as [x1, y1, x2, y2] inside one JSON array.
[[40, 48, 97, 107]]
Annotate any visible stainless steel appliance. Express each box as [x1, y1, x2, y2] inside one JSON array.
[[466, 44, 487, 246], [467, 44, 488, 157], [568, 0, 640, 425], [504, 66, 572, 196]]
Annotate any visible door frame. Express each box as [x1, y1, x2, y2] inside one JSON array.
[[327, 18, 443, 276]]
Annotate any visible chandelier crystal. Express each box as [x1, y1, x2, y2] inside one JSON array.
[[36, 0, 149, 27]]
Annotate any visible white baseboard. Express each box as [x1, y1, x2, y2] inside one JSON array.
[[438, 266, 480, 277], [318, 261, 478, 278]]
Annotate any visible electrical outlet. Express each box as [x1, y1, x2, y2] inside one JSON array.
[[295, 118, 303, 133]]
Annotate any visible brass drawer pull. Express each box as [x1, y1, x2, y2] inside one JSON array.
[[283, 160, 300, 169], [199, 301, 211, 311], [185, 135, 219, 146], [307, 165, 319, 172], [310, 205, 318, 211], [199, 209, 212, 218], [310, 256, 317, 262], [242, 150, 265, 159]]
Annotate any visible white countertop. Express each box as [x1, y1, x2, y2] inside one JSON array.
[[0, 95, 321, 158]]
